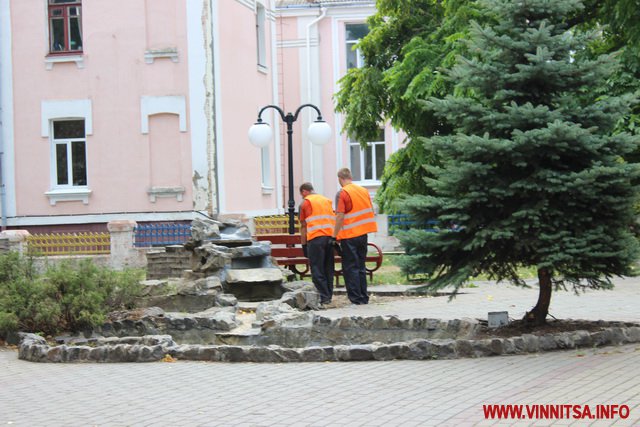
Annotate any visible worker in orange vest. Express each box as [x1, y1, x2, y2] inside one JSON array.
[[331, 168, 378, 305], [299, 182, 336, 306]]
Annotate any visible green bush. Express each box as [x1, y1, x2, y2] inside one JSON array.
[[0, 253, 144, 339]]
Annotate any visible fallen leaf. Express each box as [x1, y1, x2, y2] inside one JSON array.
[[162, 354, 177, 363]]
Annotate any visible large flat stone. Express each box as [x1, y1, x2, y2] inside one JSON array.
[[225, 268, 283, 283]]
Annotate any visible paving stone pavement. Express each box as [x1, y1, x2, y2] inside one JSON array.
[[327, 276, 640, 323], [1, 345, 639, 427], [1, 277, 640, 427]]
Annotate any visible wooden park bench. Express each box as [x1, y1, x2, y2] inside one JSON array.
[[254, 233, 384, 285]]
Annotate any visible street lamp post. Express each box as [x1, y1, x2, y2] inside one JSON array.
[[248, 104, 332, 234]]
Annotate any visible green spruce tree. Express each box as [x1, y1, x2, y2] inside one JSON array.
[[398, 0, 640, 325]]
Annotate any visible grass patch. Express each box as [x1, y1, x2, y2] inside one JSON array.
[[369, 253, 538, 286], [369, 254, 407, 286]]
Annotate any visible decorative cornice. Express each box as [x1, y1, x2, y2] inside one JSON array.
[[144, 48, 179, 64], [277, 37, 319, 48]]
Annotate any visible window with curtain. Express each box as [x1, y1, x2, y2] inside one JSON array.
[[48, 0, 83, 54]]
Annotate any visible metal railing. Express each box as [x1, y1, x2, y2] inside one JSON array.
[[387, 214, 443, 235], [253, 214, 300, 235], [27, 232, 111, 255], [134, 223, 192, 247]]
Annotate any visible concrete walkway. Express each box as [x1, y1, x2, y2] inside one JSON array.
[[328, 276, 640, 323], [1, 276, 639, 426]]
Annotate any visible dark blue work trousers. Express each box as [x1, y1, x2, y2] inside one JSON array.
[[307, 235, 334, 304], [340, 234, 369, 305]]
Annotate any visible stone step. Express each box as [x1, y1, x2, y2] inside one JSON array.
[[225, 267, 283, 284]]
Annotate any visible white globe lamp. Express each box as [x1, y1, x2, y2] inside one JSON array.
[[248, 122, 273, 148], [307, 120, 332, 146]]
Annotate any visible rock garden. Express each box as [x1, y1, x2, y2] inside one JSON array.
[[9, 218, 640, 363]]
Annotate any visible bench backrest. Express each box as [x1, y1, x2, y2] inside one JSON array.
[[255, 234, 304, 258]]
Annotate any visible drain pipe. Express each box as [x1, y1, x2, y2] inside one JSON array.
[[306, 7, 327, 103], [0, 150, 6, 231], [305, 7, 327, 189], [0, 4, 6, 230]]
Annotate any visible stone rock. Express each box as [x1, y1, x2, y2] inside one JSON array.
[[196, 276, 223, 291], [229, 241, 271, 259], [138, 294, 218, 313], [454, 340, 474, 358], [280, 283, 321, 310], [553, 332, 575, 349], [218, 220, 252, 240], [372, 345, 394, 361], [408, 339, 437, 360], [605, 327, 626, 346], [501, 338, 517, 354], [470, 339, 495, 357], [255, 301, 295, 322], [273, 312, 314, 328], [192, 243, 230, 272], [141, 307, 166, 318], [215, 293, 238, 307], [345, 344, 375, 361], [538, 335, 557, 351], [205, 311, 238, 331], [433, 340, 457, 359], [281, 280, 309, 292], [511, 336, 526, 353], [225, 268, 283, 283], [175, 276, 222, 296], [139, 279, 179, 297], [190, 217, 222, 241], [299, 346, 327, 362], [624, 326, 640, 343], [280, 267, 296, 282], [521, 334, 539, 353]]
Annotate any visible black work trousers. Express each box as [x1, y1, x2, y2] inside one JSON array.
[[307, 235, 334, 304], [340, 234, 369, 305]]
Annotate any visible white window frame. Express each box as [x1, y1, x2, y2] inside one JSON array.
[[41, 99, 92, 205], [349, 136, 386, 184], [345, 23, 366, 70], [256, 2, 267, 71], [46, 119, 91, 205], [50, 119, 87, 188], [260, 146, 273, 193]]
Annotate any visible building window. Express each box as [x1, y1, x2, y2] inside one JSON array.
[[256, 3, 267, 69], [260, 146, 272, 192], [52, 120, 87, 187], [349, 129, 386, 182], [48, 0, 83, 54], [345, 23, 368, 70]]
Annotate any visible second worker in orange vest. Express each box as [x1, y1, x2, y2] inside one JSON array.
[[299, 182, 336, 305], [331, 168, 378, 305]]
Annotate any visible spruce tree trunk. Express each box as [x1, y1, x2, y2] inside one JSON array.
[[523, 268, 552, 326]]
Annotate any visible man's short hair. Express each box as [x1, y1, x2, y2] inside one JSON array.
[[337, 168, 352, 180], [299, 182, 314, 193]]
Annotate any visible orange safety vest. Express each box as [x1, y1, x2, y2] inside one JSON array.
[[337, 184, 378, 240], [304, 194, 336, 241]]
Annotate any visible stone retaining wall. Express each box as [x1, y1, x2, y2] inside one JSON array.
[[146, 245, 191, 279], [0, 237, 9, 253], [18, 325, 640, 363]]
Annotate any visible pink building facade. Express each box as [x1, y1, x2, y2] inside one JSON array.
[[0, 0, 399, 233], [274, 0, 403, 204]]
